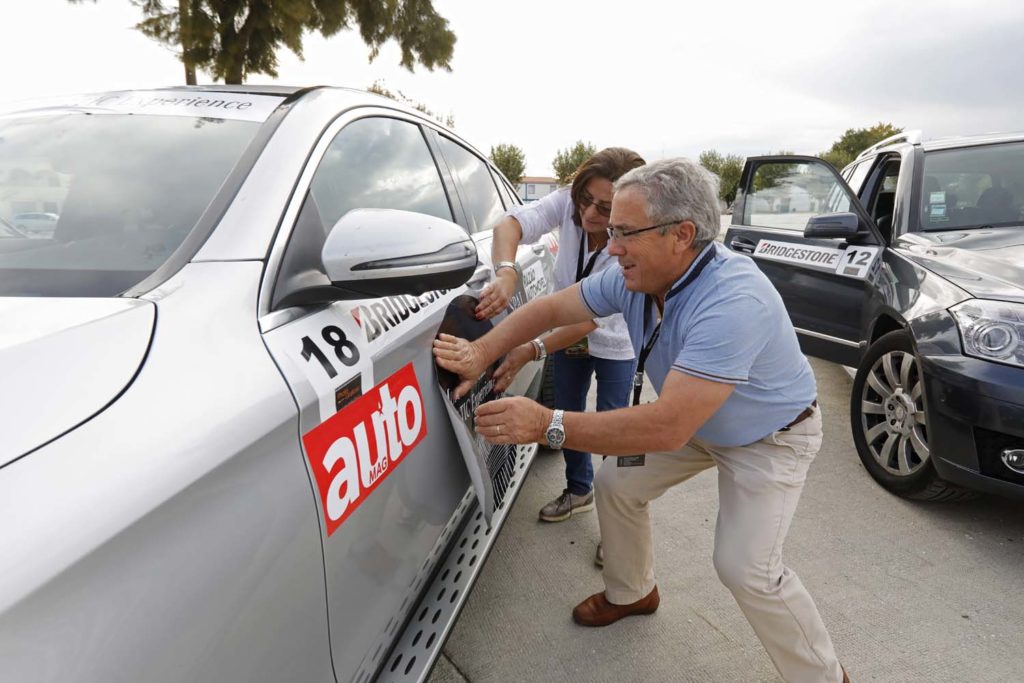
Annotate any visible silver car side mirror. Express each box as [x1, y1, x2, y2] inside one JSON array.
[[322, 208, 478, 298]]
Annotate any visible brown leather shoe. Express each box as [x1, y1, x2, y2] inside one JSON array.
[[572, 586, 659, 627], [842, 665, 851, 683]]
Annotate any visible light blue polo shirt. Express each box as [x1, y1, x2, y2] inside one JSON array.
[[579, 242, 817, 447]]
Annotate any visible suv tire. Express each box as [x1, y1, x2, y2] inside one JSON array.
[[850, 330, 974, 501]]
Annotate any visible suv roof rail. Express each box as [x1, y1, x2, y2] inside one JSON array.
[[855, 129, 923, 160]]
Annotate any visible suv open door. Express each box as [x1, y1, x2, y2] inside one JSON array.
[[725, 155, 883, 366]]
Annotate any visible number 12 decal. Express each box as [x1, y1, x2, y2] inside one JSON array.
[[301, 325, 360, 378], [834, 245, 880, 280]]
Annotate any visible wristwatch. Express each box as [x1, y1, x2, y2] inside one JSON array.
[[545, 409, 565, 450], [531, 337, 548, 361]]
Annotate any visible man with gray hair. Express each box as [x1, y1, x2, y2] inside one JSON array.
[[434, 158, 848, 683]]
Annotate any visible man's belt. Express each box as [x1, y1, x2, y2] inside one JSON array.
[[781, 400, 818, 431]]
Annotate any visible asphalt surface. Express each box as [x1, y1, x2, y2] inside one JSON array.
[[428, 357, 1024, 682]]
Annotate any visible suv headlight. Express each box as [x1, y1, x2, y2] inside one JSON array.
[[950, 299, 1024, 368]]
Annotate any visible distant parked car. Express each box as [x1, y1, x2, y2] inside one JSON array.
[[12, 211, 58, 237]]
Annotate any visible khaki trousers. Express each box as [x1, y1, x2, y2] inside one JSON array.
[[594, 407, 842, 683]]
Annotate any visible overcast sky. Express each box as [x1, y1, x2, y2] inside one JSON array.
[[3, 0, 1022, 176]]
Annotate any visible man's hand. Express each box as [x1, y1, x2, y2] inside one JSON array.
[[475, 268, 517, 320], [433, 333, 489, 399], [492, 342, 536, 392], [474, 397, 551, 445]]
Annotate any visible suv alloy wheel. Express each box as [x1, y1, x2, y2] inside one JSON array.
[[850, 330, 974, 501]]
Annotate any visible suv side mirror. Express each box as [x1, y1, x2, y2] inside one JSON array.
[[804, 212, 862, 239], [322, 209, 478, 298]]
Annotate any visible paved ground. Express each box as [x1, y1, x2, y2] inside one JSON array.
[[428, 357, 1024, 682]]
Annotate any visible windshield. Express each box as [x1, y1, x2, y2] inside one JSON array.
[[0, 112, 259, 296], [920, 141, 1024, 231]]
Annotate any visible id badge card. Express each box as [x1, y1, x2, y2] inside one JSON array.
[[618, 454, 646, 467]]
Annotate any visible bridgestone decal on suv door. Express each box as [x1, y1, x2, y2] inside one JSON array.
[[302, 363, 427, 536], [754, 239, 843, 270]]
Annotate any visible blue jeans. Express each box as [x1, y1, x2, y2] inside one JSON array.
[[552, 351, 636, 495]]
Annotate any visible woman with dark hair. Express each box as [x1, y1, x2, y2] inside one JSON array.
[[476, 147, 645, 538]]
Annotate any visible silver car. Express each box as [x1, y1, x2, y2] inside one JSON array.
[[11, 212, 59, 238], [0, 86, 555, 682]]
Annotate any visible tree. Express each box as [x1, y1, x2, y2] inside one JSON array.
[[367, 80, 454, 128], [819, 123, 902, 171], [698, 150, 744, 205], [552, 141, 596, 185], [489, 144, 525, 184], [68, 0, 456, 85]]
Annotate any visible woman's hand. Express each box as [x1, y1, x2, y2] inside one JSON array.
[[475, 269, 517, 320], [433, 333, 488, 399], [492, 342, 537, 393]]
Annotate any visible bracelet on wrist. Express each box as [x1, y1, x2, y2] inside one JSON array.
[[494, 261, 518, 276], [532, 337, 547, 361]]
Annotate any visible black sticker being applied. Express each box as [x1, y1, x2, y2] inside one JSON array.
[[617, 454, 646, 467], [334, 375, 362, 411], [436, 295, 517, 518]]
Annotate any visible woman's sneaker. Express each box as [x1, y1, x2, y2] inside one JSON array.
[[539, 489, 594, 522]]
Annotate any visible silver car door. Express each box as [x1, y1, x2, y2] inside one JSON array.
[[259, 113, 474, 683]]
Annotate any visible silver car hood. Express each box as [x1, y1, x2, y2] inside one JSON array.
[[0, 298, 155, 465]]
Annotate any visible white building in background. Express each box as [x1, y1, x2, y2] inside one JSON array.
[[517, 176, 559, 202]]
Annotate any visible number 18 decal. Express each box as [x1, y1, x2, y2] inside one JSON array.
[[300, 325, 360, 378], [835, 245, 880, 280]]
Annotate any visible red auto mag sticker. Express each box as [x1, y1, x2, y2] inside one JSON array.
[[302, 363, 427, 536]]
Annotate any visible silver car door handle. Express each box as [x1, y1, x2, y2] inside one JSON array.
[[467, 266, 491, 287], [729, 237, 757, 254], [531, 244, 546, 255]]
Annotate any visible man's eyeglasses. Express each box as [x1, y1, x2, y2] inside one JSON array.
[[579, 189, 612, 218], [606, 220, 681, 241]]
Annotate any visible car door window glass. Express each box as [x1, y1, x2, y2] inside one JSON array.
[[272, 117, 454, 309], [863, 159, 900, 241], [744, 161, 853, 231], [438, 137, 504, 233], [493, 170, 518, 209], [309, 117, 453, 234], [846, 159, 874, 198]]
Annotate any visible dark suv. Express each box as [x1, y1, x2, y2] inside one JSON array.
[[725, 131, 1024, 501]]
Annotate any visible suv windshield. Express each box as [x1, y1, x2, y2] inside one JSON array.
[[920, 141, 1024, 231], [0, 111, 258, 297]]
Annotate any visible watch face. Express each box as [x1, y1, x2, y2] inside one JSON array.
[[546, 426, 565, 449]]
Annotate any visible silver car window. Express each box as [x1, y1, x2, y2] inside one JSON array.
[[437, 136, 504, 233], [270, 116, 455, 310], [0, 112, 258, 297], [309, 117, 453, 233]]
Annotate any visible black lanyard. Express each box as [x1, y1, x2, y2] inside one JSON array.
[[632, 247, 716, 405], [576, 232, 605, 282]]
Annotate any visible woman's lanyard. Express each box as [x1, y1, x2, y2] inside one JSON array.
[[632, 248, 716, 405], [576, 232, 604, 282]]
